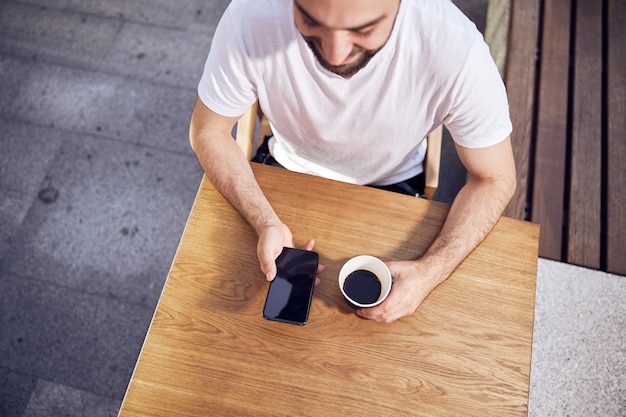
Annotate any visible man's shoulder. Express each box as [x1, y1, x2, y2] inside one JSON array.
[[399, 0, 485, 70], [404, 0, 483, 39]]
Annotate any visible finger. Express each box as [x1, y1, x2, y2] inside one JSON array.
[[265, 264, 277, 281], [301, 239, 323, 284], [315, 255, 325, 285], [357, 308, 397, 323], [357, 308, 380, 322], [303, 239, 315, 251], [259, 259, 277, 281], [356, 299, 397, 323], [258, 247, 280, 281], [356, 306, 381, 320]]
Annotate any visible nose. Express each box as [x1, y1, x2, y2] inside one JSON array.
[[320, 31, 353, 66]]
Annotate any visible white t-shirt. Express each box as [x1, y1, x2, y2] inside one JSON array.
[[198, 0, 512, 186]]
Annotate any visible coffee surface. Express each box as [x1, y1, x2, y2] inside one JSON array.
[[343, 269, 381, 304]]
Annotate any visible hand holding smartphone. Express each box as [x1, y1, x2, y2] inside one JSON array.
[[262, 247, 319, 326]]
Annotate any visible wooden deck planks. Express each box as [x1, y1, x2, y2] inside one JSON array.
[[490, 0, 625, 275], [606, 0, 626, 275], [502, 0, 541, 221], [484, 0, 511, 77], [567, 0, 604, 269], [531, 0, 573, 261]]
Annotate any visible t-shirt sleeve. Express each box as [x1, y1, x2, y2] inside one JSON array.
[[197, 3, 257, 118], [443, 39, 512, 148]]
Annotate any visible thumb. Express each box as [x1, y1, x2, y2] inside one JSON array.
[[258, 246, 280, 281], [264, 262, 277, 281]]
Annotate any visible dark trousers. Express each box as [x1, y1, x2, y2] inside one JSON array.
[[251, 136, 425, 197]]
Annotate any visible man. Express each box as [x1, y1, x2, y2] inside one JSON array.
[[189, 0, 516, 323]]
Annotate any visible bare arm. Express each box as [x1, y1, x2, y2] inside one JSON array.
[[419, 136, 516, 282], [358, 136, 516, 323], [189, 97, 293, 279]]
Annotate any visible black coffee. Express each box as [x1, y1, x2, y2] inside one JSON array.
[[343, 269, 381, 304]]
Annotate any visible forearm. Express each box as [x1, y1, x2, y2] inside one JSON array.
[[360, 175, 514, 323], [418, 175, 514, 288], [190, 124, 282, 235], [189, 98, 297, 280]]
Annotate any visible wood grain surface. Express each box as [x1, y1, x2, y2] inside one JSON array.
[[606, 0, 626, 275], [119, 164, 539, 417], [567, 0, 603, 268], [502, 0, 540, 221], [531, 0, 572, 261]]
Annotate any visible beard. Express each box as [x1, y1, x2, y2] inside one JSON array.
[[303, 36, 382, 78]]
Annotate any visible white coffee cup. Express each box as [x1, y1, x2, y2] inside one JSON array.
[[338, 255, 392, 309]]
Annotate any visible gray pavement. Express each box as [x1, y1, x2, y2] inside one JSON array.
[[0, 0, 623, 416]]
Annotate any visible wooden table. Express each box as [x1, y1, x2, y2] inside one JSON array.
[[118, 163, 540, 417]]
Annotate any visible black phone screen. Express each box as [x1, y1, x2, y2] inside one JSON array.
[[262, 247, 319, 326]]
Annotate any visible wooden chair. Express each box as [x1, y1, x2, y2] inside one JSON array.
[[236, 101, 442, 199]]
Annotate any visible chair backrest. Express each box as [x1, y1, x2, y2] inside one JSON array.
[[236, 101, 441, 199]]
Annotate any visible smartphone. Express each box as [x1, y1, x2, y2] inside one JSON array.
[[262, 247, 319, 326]]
